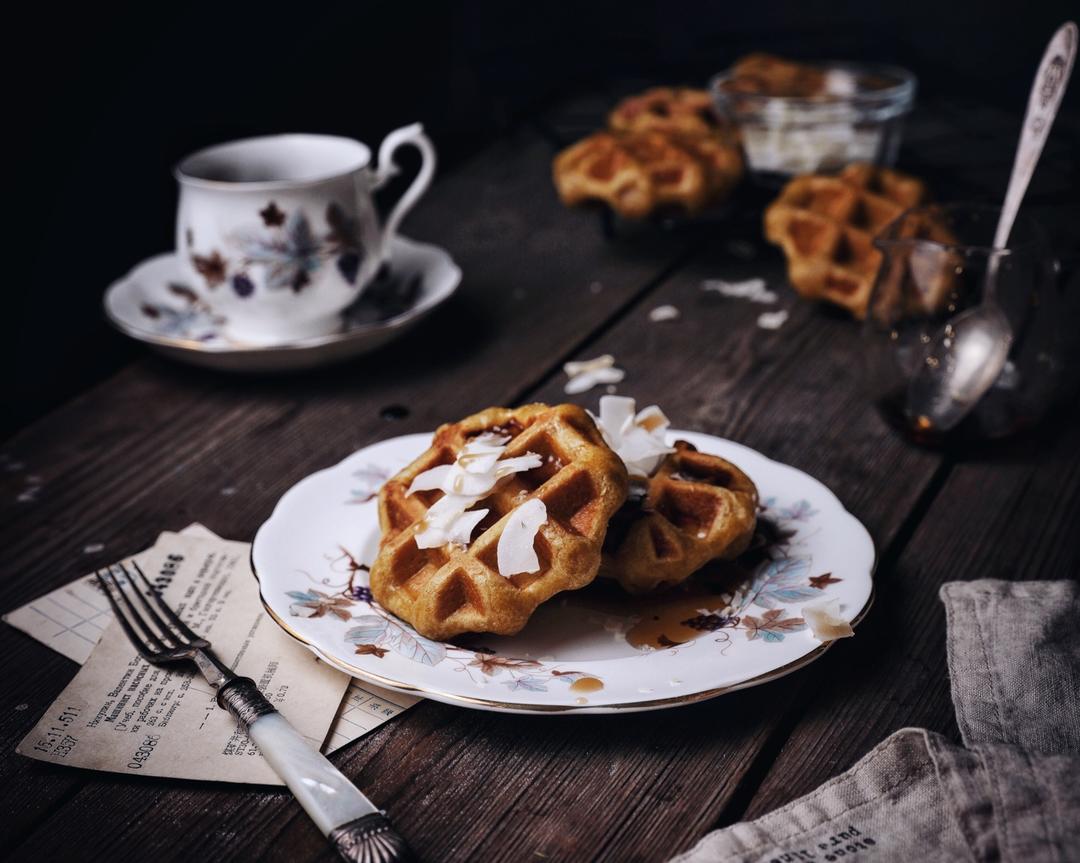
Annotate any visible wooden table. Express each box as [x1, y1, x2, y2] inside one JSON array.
[[3, 88, 1078, 862]]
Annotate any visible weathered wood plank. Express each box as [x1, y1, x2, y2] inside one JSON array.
[[0, 121, 696, 859], [4, 96, 1070, 863], [736, 402, 1080, 824], [413, 239, 946, 862], [211, 238, 950, 863], [4, 225, 937, 863]]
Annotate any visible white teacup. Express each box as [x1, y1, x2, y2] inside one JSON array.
[[175, 126, 435, 344]]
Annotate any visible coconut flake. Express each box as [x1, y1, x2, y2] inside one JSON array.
[[701, 278, 778, 304], [409, 436, 540, 499], [757, 309, 789, 330], [648, 304, 680, 322], [493, 453, 544, 478], [407, 464, 454, 494], [414, 492, 489, 548], [802, 599, 855, 642], [564, 355, 626, 394], [591, 395, 675, 478], [411, 434, 542, 549], [496, 498, 548, 576]]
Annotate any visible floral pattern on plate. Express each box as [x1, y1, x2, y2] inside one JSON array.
[[252, 430, 875, 713]]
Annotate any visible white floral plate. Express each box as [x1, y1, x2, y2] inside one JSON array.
[[252, 431, 875, 713], [103, 236, 460, 372]]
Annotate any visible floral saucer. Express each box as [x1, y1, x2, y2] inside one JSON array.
[[103, 236, 460, 372], [252, 430, 875, 714]]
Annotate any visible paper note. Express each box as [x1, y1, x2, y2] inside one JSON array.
[[324, 682, 418, 752], [16, 532, 353, 783], [3, 570, 112, 664], [3, 523, 219, 665], [4, 525, 420, 757]]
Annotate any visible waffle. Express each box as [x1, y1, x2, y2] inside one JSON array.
[[677, 132, 745, 202], [619, 131, 711, 212], [720, 53, 827, 98], [553, 127, 744, 219], [609, 87, 725, 137], [601, 441, 758, 594], [372, 404, 629, 640], [552, 132, 653, 219], [764, 163, 931, 318], [554, 83, 744, 220], [553, 131, 709, 218]]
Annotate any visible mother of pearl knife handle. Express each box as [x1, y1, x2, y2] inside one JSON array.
[[217, 677, 414, 863]]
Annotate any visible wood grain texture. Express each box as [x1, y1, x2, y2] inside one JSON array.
[[738, 402, 1080, 824], [2, 95, 1075, 863], [0, 122, 693, 861], [415, 240, 947, 862]]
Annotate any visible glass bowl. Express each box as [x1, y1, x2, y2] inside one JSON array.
[[710, 61, 916, 185], [862, 203, 1067, 445]]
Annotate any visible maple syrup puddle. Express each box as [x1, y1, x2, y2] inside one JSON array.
[[625, 593, 736, 650], [552, 517, 786, 655], [622, 558, 751, 650], [569, 676, 604, 693]]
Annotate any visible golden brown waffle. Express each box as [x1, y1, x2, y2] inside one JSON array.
[[869, 203, 963, 322], [721, 53, 827, 98], [764, 163, 931, 318], [601, 441, 758, 594], [677, 133, 745, 202], [372, 404, 629, 640], [554, 84, 744, 220], [553, 129, 741, 219], [619, 131, 710, 213], [552, 131, 710, 217], [609, 87, 725, 137], [552, 132, 654, 219]]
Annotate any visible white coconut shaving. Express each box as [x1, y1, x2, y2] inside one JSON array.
[[496, 498, 548, 576], [648, 304, 680, 322], [564, 354, 626, 394], [408, 434, 542, 498], [590, 395, 675, 478], [701, 278, 778, 304], [411, 433, 541, 549], [803, 598, 855, 642], [415, 495, 490, 549], [757, 309, 789, 330]]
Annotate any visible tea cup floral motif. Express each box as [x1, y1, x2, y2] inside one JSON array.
[[176, 128, 436, 344]]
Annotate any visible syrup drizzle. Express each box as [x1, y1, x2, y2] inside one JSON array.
[[569, 676, 604, 693]]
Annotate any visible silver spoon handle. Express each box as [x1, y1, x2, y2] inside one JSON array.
[[994, 21, 1077, 251]]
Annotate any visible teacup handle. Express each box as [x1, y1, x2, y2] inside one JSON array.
[[373, 123, 437, 259]]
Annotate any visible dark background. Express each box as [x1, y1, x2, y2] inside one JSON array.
[[7, 0, 1078, 438]]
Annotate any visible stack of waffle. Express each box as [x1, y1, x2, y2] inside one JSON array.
[[552, 87, 744, 220], [371, 404, 759, 639], [718, 53, 828, 98]]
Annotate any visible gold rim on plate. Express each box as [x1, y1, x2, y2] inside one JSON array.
[[251, 549, 876, 714]]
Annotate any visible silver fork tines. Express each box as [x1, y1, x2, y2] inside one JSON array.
[[95, 558, 411, 861], [97, 561, 208, 663]]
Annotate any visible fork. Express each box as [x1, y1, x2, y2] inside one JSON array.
[[98, 560, 413, 863]]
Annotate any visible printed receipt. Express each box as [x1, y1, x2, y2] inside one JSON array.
[[5, 526, 419, 766], [13, 530, 409, 783]]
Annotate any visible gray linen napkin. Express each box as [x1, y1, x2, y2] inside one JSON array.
[[671, 580, 1080, 863]]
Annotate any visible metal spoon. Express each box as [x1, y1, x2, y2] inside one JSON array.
[[907, 21, 1076, 432]]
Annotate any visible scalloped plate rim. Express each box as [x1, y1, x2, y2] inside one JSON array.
[[252, 430, 876, 714]]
